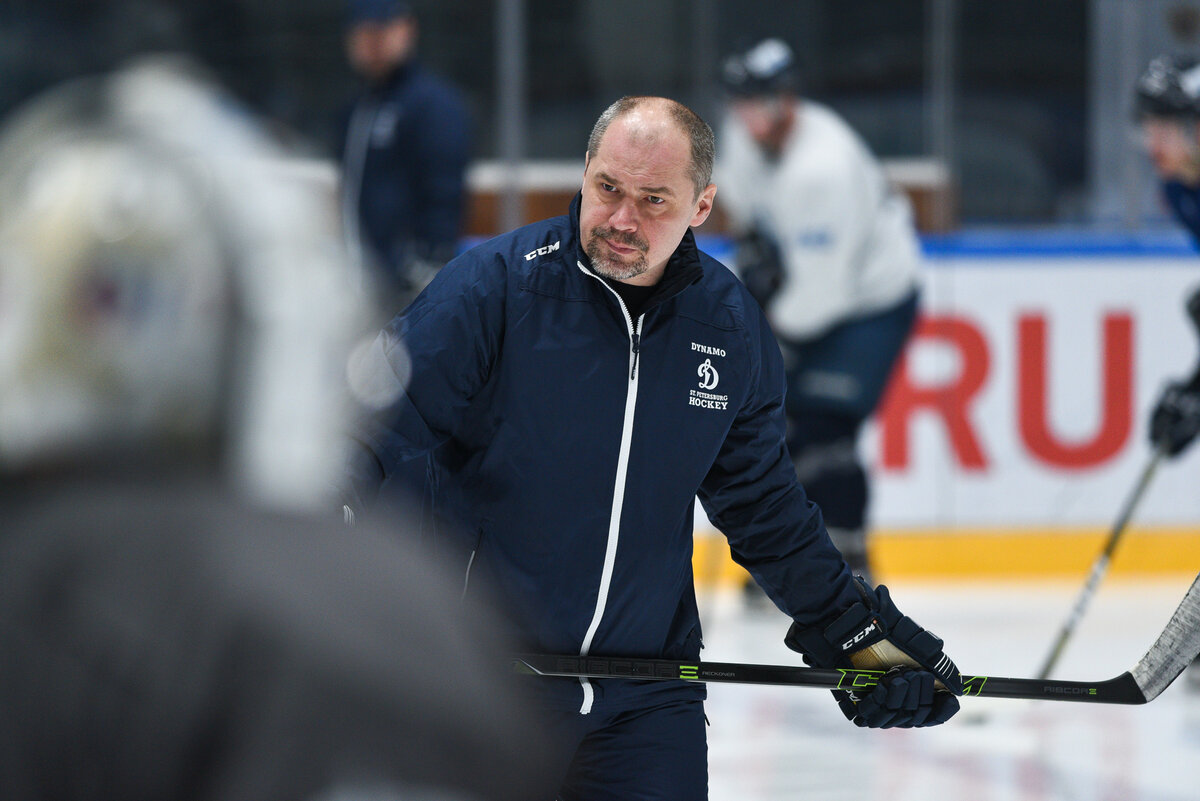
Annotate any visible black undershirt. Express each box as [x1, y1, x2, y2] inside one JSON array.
[[603, 277, 657, 321]]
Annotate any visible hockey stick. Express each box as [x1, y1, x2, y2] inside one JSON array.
[[1035, 444, 1166, 680], [514, 571, 1200, 705]]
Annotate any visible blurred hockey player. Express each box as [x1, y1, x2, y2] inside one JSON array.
[[715, 39, 923, 582], [339, 0, 472, 311], [0, 57, 551, 801], [1134, 53, 1200, 462]]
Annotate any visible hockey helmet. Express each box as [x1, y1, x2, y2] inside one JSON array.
[[1135, 53, 1200, 119], [721, 38, 798, 97]]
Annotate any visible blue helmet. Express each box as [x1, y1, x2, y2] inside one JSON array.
[[721, 38, 798, 97]]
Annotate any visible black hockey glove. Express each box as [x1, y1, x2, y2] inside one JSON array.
[[1149, 376, 1200, 458], [784, 577, 963, 728], [852, 666, 949, 729], [734, 227, 785, 310]]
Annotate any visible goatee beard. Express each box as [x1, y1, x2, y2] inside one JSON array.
[[586, 229, 648, 280]]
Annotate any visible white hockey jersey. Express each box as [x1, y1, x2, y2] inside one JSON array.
[[716, 101, 922, 340]]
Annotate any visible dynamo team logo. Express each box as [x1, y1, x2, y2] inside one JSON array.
[[697, 358, 720, 390]]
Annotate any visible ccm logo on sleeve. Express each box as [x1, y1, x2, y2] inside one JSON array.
[[524, 241, 561, 261]]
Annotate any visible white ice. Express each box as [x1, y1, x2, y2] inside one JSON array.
[[701, 576, 1200, 801]]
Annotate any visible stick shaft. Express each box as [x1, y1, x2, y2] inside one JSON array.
[[513, 654, 1148, 704], [1035, 448, 1164, 679], [516, 571, 1200, 708]]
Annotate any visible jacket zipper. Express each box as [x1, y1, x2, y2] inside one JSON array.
[[575, 261, 644, 714], [630, 329, 641, 380]]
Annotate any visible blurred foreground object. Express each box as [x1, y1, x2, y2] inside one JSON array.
[[0, 57, 551, 801], [0, 54, 368, 511]]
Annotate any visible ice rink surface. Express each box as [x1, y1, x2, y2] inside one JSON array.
[[700, 576, 1200, 801]]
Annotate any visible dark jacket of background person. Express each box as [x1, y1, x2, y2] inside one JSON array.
[[340, 58, 471, 301]]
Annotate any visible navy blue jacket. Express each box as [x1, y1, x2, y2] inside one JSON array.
[[344, 195, 859, 712], [1164, 180, 1200, 246], [340, 61, 470, 282]]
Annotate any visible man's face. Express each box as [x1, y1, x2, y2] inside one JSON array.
[[346, 18, 416, 82], [579, 113, 715, 286], [730, 95, 793, 156], [1140, 117, 1200, 182]]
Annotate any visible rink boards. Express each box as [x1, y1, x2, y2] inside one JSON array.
[[694, 229, 1200, 581]]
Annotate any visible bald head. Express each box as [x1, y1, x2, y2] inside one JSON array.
[[586, 96, 715, 200]]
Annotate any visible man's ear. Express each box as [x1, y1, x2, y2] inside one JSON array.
[[690, 184, 717, 228]]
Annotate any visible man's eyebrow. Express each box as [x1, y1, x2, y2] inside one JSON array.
[[595, 171, 676, 197]]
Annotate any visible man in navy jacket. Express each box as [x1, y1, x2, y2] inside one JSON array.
[[343, 96, 962, 799], [339, 0, 471, 309]]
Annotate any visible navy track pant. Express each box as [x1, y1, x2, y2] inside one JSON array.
[[542, 696, 708, 801]]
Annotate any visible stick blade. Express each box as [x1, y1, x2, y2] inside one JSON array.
[[1130, 573, 1200, 702], [511, 657, 544, 677]]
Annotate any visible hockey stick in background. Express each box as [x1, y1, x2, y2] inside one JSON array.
[[1035, 444, 1167, 680], [1031, 286, 1200, 680], [514, 571, 1200, 705]]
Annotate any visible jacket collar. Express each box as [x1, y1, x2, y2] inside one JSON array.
[[568, 192, 704, 311], [365, 59, 419, 96]]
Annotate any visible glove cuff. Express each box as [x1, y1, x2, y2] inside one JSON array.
[[785, 596, 891, 668], [784, 578, 963, 695]]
